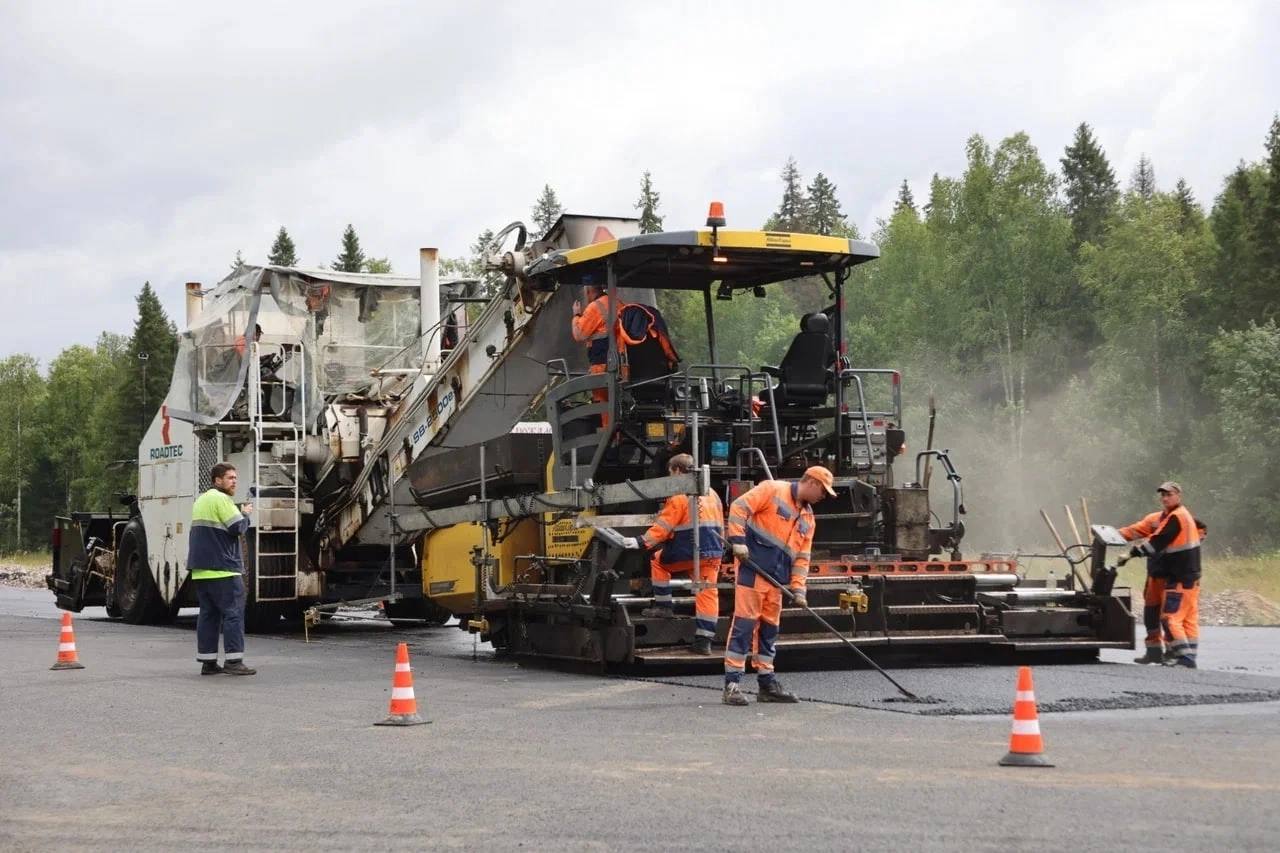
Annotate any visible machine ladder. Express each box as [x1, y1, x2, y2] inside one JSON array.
[[248, 342, 304, 602]]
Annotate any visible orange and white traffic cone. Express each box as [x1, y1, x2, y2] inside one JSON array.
[[375, 642, 428, 726], [51, 612, 86, 671], [998, 666, 1052, 767]]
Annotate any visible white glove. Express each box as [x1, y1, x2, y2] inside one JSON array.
[[621, 537, 642, 550], [732, 543, 749, 558]]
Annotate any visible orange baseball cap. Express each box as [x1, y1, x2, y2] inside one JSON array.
[[804, 466, 837, 496]]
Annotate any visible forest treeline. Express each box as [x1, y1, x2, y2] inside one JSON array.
[[2, 118, 1277, 553]]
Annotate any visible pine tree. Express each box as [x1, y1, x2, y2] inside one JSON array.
[[103, 283, 179, 472], [805, 172, 847, 235], [1060, 122, 1119, 246], [893, 179, 917, 216], [267, 227, 298, 267], [635, 171, 663, 234], [1210, 164, 1262, 329], [1172, 179, 1203, 234], [923, 173, 957, 229], [531, 185, 563, 239], [230, 250, 246, 275], [766, 157, 807, 231], [470, 228, 496, 276], [1129, 155, 1157, 200], [333, 224, 365, 272], [1257, 114, 1280, 298]]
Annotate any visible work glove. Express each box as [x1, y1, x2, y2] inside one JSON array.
[[731, 543, 749, 558], [621, 537, 641, 550], [1116, 554, 1129, 567], [791, 591, 808, 608]]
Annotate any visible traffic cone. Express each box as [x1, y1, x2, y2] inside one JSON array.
[[374, 642, 428, 726], [998, 666, 1052, 767], [50, 612, 85, 671]]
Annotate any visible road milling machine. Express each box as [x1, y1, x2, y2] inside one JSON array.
[[49, 208, 1134, 663]]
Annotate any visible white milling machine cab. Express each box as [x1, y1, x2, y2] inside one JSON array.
[[47, 215, 617, 627]]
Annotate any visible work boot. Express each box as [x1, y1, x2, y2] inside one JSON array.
[[1133, 649, 1164, 665], [722, 682, 749, 706], [222, 661, 257, 676], [756, 679, 799, 703], [1163, 655, 1197, 669], [640, 605, 675, 619], [690, 636, 713, 656], [200, 661, 224, 676]]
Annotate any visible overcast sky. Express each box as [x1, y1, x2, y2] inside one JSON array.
[[2, 1, 1277, 365]]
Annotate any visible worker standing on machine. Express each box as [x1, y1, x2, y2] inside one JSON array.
[[571, 274, 615, 423], [623, 453, 724, 656], [1118, 482, 1203, 668], [721, 466, 835, 706]]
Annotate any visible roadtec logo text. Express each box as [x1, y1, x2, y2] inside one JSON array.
[[149, 445, 184, 461]]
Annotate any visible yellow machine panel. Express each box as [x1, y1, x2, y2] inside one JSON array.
[[421, 518, 541, 615], [545, 508, 594, 560]]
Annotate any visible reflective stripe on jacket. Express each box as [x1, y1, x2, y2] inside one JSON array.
[[188, 488, 249, 576], [1121, 505, 1202, 582], [641, 490, 725, 569], [726, 480, 814, 591]]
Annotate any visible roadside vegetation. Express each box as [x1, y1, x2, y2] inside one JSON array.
[[2, 116, 1278, 594]]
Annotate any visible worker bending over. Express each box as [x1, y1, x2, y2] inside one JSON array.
[[571, 274, 615, 423], [1118, 481, 1203, 668], [721, 466, 835, 706], [623, 453, 724, 655]]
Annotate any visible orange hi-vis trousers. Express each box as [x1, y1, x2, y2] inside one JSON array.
[[1162, 580, 1200, 663], [724, 574, 784, 686], [650, 556, 719, 639], [588, 363, 610, 427]]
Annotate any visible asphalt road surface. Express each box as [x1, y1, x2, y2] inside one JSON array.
[[2, 586, 1279, 851]]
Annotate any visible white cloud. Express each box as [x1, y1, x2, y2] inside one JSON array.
[[1, 0, 1276, 365]]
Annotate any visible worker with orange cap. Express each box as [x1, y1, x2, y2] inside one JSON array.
[[721, 466, 835, 705]]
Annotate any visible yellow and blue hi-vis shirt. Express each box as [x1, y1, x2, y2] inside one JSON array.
[[188, 488, 249, 580]]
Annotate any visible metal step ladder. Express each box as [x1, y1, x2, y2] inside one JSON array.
[[248, 342, 304, 603]]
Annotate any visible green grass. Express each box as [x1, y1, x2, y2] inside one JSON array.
[[1018, 551, 1280, 600], [0, 551, 51, 569]]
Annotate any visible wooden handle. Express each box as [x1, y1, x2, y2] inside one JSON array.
[[1080, 497, 1092, 538], [1040, 508, 1069, 555], [1064, 504, 1084, 548]]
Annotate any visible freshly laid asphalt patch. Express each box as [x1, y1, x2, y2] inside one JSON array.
[[637, 662, 1280, 715]]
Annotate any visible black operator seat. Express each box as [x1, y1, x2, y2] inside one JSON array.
[[619, 302, 681, 404], [762, 312, 835, 407]]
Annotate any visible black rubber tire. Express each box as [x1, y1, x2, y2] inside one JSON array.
[[115, 521, 171, 625], [243, 601, 283, 633]]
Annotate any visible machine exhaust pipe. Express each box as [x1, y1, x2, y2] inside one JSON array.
[[419, 248, 440, 370], [185, 282, 203, 327]]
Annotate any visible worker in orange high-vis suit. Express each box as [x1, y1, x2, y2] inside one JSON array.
[[721, 466, 835, 706], [571, 274, 616, 426], [1118, 481, 1203, 668], [1119, 506, 1173, 665], [621, 453, 724, 656]]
